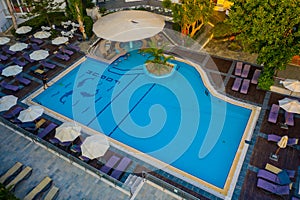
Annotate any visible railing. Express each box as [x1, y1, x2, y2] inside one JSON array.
[[0, 117, 132, 196], [142, 171, 201, 200]]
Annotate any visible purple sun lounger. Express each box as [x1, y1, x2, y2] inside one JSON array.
[[285, 112, 294, 126], [0, 54, 8, 61], [23, 53, 35, 63], [66, 44, 80, 51], [235, 61, 243, 76], [100, 156, 121, 174], [12, 57, 27, 67], [38, 123, 58, 139], [240, 79, 250, 94], [257, 178, 290, 195], [267, 134, 298, 146], [16, 75, 31, 86], [2, 46, 16, 55], [60, 48, 74, 56], [30, 37, 43, 45], [40, 60, 56, 69], [55, 53, 70, 61], [232, 77, 242, 91], [0, 81, 19, 91], [241, 64, 251, 78], [2, 106, 24, 119], [31, 43, 40, 50], [257, 169, 291, 185], [251, 69, 261, 84], [268, 104, 280, 123], [110, 157, 132, 180]]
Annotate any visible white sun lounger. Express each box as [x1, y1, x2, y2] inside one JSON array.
[[0, 162, 23, 184], [24, 176, 53, 200], [6, 166, 32, 191]]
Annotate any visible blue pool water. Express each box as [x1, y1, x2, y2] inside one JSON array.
[[33, 51, 251, 188]]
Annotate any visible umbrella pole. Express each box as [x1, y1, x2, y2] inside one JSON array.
[[275, 147, 280, 155]]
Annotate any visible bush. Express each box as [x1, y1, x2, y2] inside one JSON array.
[[212, 22, 235, 39], [0, 183, 19, 200], [99, 7, 107, 14], [257, 71, 274, 90], [84, 16, 94, 39]]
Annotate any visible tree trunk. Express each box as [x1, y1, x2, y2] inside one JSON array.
[[190, 21, 203, 38], [6, 0, 18, 29], [75, 3, 87, 40]]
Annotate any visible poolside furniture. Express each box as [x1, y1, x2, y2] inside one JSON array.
[[240, 79, 250, 94], [100, 155, 121, 174], [251, 69, 261, 84], [0, 54, 9, 61], [44, 186, 59, 200], [110, 157, 132, 180], [79, 155, 90, 162], [257, 178, 290, 195], [55, 53, 70, 61], [40, 60, 56, 69], [30, 37, 43, 45], [23, 53, 35, 63], [60, 47, 74, 56], [66, 43, 80, 51], [12, 57, 27, 67], [18, 122, 36, 129], [49, 138, 60, 145], [0, 162, 23, 184], [267, 134, 298, 146], [1, 81, 20, 91], [6, 166, 32, 191], [257, 169, 291, 185], [38, 122, 58, 139], [70, 144, 82, 153], [2, 106, 24, 119], [16, 74, 31, 86], [235, 61, 243, 76], [232, 77, 242, 91], [284, 112, 294, 126], [268, 104, 280, 123], [241, 64, 251, 78], [31, 43, 40, 50], [24, 176, 52, 200], [2, 46, 16, 55], [265, 163, 295, 178], [35, 118, 46, 129]]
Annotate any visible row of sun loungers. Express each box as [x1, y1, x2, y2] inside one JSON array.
[[5, 165, 33, 191], [268, 103, 294, 125], [99, 156, 132, 180], [232, 77, 250, 94], [0, 81, 20, 91], [267, 134, 298, 145]]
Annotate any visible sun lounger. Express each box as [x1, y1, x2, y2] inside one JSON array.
[[40, 60, 56, 69], [31, 43, 40, 50], [257, 169, 291, 185], [251, 69, 261, 84], [257, 178, 290, 195], [55, 53, 70, 61], [23, 53, 35, 63], [1, 81, 20, 91], [265, 163, 295, 178], [30, 37, 43, 45], [60, 48, 74, 56], [0, 54, 9, 61], [16, 75, 31, 85], [35, 118, 46, 129], [38, 123, 58, 139], [110, 157, 132, 180], [2, 46, 16, 55], [235, 61, 243, 76], [232, 77, 242, 91], [241, 64, 251, 78], [285, 112, 294, 126], [66, 44, 80, 51], [268, 104, 280, 123], [18, 122, 36, 129], [267, 134, 298, 146], [24, 176, 52, 200], [6, 166, 32, 191], [44, 186, 59, 200], [240, 79, 250, 94], [2, 106, 24, 119], [12, 57, 27, 67], [30, 65, 45, 75], [0, 162, 23, 184], [79, 155, 90, 162], [100, 155, 121, 174], [70, 144, 82, 153]]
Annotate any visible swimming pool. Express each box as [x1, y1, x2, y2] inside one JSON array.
[[32, 51, 253, 193]]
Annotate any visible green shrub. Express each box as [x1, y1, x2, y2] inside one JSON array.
[[212, 22, 235, 39], [0, 183, 19, 200], [172, 23, 181, 32], [84, 16, 94, 39], [99, 7, 107, 14], [257, 71, 274, 90]]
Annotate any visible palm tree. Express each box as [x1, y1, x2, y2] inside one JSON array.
[[67, 0, 87, 40], [5, 0, 18, 29]]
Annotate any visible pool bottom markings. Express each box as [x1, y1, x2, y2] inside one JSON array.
[[108, 83, 156, 137], [86, 74, 141, 127]]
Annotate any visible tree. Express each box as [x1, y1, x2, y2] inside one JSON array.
[[6, 0, 18, 29], [227, 0, 300, 90], [22, 0, 64, 27], [67, 0, 87, 40], [163, 0, 213, 38]]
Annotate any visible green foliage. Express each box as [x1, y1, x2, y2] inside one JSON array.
[[99, 7, 107, 14], [22, 0, 64, 26], [84, 16, 93, 38], [86, 0, 95, 9], [0, 183, 19, 200], [257, 71, 274, 90], [212, 22, 235, 39], [162, 0, 172, 9], [227, 0, 300, 86]]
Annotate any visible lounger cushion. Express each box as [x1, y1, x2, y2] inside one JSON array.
[[100, 156, 120, 174], [232, 77, 242, 91]]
